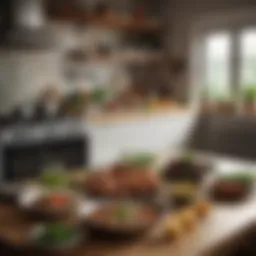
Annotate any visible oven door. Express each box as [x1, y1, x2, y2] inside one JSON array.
[[2, 136, 89, 182]]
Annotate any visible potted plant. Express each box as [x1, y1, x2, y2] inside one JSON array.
[[242, 86, 256, 114]]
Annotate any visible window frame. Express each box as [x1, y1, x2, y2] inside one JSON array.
[[189, 8, 256, 105]]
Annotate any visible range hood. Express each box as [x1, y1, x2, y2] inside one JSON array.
[[2, 0, 58, 50]]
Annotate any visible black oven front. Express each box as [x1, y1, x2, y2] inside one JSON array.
[[0, 122, 89, 182]]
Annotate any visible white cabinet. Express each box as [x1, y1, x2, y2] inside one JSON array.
[[88, 111, 196, 166]]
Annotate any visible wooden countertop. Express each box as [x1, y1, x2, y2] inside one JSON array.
[[0, 155, 255, 256], [0, 193, 255, 256], [87, 102, 190, 125]]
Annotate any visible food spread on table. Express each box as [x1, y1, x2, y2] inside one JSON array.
[[163, 200, 211, 240], [0, 152, 254, 254]]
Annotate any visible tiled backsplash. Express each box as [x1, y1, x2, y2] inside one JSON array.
[[0, 23, 126, 114], [0, 49, 65, 113]]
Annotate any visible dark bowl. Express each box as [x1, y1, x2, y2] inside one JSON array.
[[209, 181, 253, 202], [162, 159, 210, 184], [83, 201, 164, 241]]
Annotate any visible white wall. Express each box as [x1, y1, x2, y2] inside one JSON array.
[[0, 23, 122, 114], [0, 49, 67, 113]]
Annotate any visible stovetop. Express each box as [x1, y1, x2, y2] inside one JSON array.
[[0, 118, 87, 145]]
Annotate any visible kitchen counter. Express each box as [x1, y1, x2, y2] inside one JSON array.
[[0, 155, 255, 256], [87, 103, 189, 125], [0, 188, 255, 256], [86, 105, 196, 166]]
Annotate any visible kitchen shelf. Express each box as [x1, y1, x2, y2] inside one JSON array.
[[49, 14, 163, 34]]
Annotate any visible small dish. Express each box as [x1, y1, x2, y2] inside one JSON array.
[[19, 189, 79, 220], [83, 201, 163, 241], [209, 172, 254, 202]]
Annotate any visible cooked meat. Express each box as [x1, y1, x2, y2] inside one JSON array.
[[85, 165, 160, 198]]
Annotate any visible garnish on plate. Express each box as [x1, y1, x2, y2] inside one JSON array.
[[115, 203, 136, 223], [40, 165, 70, 190], [120, 152, 156, 167], [31, 223, 81, 251]]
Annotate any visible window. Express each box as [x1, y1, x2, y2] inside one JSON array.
[[240, 29, 256, 89], [202, 28, 256, 100], [205, 33, 231, 97]]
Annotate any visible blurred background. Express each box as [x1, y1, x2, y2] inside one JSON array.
[[0, 0, 256, 181], [0, 1, 256, 256]]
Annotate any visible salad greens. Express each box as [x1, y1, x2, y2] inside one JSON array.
[[35, 223, 77, 246], [183, 151, 196, 163], [219, 172, 254, 185], [243, 86, 256, 102], [115, 204, 136, 222], [40, 166, 69, 190], [121, 152, 156, 167]]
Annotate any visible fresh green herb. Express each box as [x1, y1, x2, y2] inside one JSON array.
[[183, 151, 195, 163], [220, 172, 254, 185], [40, 167, 69, 190], [115, 204, 135, 222], [121, 153, 156, 167], [38, 224, 76, 246], [243, 86, 256, 102]]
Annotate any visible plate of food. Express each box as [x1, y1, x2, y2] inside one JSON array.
[[120, 152, 156, 168], [84, 164, 160, 200], [30, 223, 83, 252], [162, 152, 210, 184], [83, 153, 160, 200], [19, 189, 79, 220], [209, 172, 254, 202], [84, 201, 163, 240]]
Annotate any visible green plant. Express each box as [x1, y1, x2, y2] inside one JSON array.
[[243, 86, 256, 102], [121, 152, 156, 167]]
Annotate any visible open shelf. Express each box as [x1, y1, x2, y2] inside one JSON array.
[[49, 14, 163, 34]]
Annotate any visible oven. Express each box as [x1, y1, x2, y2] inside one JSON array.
[[0, 120, 89, 182]]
